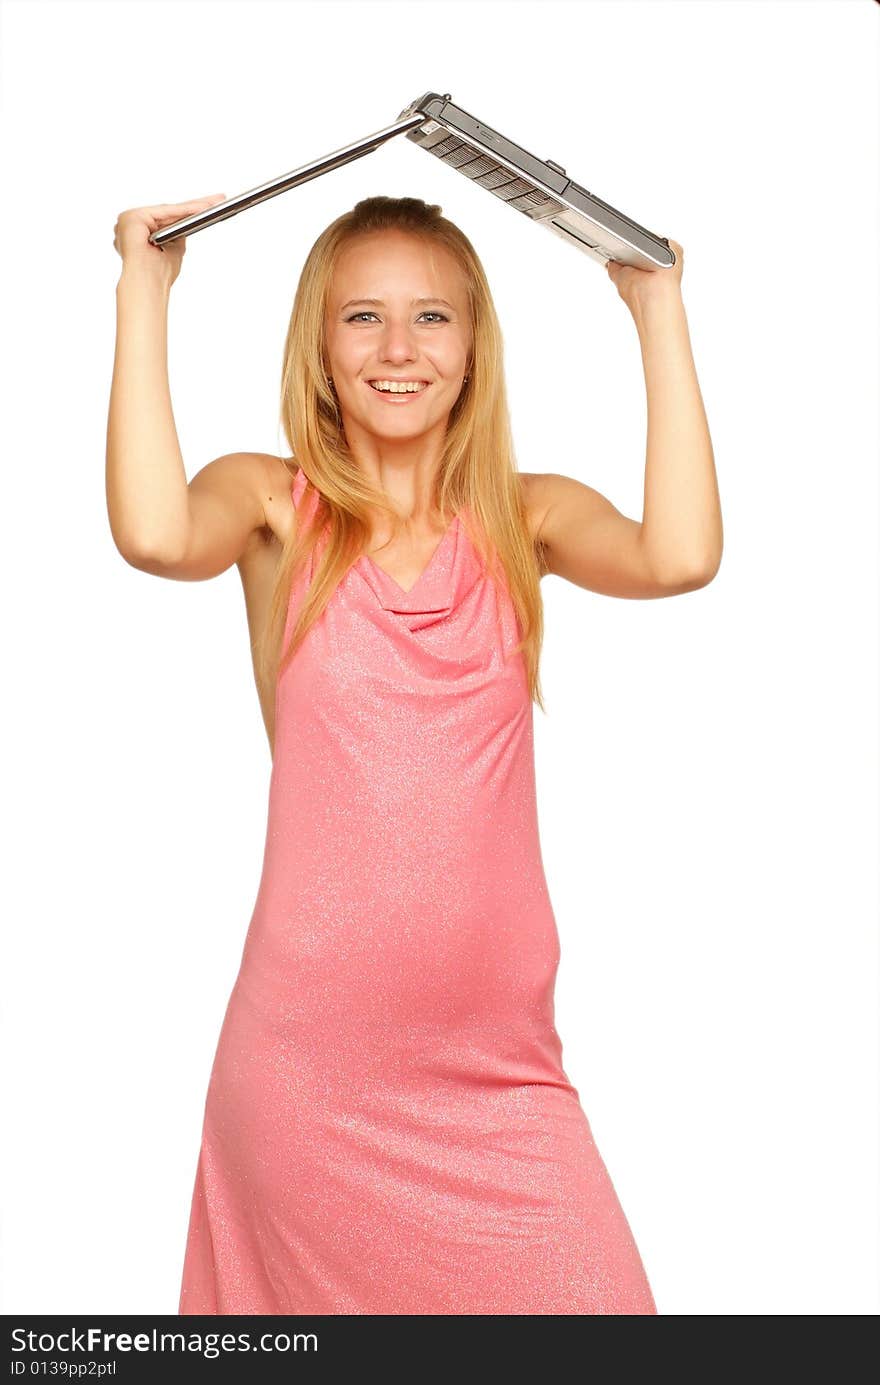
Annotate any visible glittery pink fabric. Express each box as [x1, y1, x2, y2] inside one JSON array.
[[178, 465, 657, 1315]]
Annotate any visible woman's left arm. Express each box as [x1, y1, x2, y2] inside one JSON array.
[[624, 241, 722, 583], [534, 240, 723, 597]]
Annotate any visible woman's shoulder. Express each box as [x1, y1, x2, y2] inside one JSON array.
[[267, 453, 301, 505], [275, 454, 299, 486], [518, 471, 553, 546], [241, 454, 300, 552]]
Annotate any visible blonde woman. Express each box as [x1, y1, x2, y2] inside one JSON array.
[[107, 193, 720, 1315]]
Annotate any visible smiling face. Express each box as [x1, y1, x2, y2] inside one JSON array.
[[323, 230, 473, 445]]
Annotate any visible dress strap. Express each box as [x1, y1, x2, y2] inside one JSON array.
[[289, 464, 324, 539], [291, 464, 308, 508]]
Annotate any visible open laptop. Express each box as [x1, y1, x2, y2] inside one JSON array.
[[149, 89, 675, 273]]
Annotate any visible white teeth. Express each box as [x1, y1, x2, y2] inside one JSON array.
[[369, 380, 427, 393]]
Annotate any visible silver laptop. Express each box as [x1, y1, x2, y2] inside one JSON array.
[[149, 89, 675, 273]]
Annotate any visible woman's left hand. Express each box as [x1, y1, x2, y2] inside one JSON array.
[[606, 237, 684, 315]]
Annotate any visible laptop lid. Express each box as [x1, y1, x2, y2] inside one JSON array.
[[148, 112, 426, 248]]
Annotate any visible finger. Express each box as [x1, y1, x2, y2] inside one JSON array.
[[152, 195, 226, 212], [150, 197, 228, 228]]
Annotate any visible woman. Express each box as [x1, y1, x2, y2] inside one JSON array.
[[108, 192, 720, 1315]]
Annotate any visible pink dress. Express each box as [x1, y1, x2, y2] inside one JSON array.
[[178, 464, 657, 1315]]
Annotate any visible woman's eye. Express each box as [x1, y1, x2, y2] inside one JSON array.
[[346, 311, 448, 324]]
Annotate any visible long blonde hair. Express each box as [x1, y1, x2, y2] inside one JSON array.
[[258, 195, 547, 710]]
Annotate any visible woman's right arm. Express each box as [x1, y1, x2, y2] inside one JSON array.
[[106, 196, 268, 578]]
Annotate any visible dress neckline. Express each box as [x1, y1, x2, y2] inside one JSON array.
[[359, 513, 461, 599], [290, 469, 475, 618]]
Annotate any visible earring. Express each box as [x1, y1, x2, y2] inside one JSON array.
[[463, 374, 470, 383]]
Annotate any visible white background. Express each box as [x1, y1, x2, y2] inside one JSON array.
[[1, 0, 877, 1316]]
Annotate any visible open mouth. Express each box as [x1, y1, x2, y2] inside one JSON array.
[[365, 381, 432, 402]]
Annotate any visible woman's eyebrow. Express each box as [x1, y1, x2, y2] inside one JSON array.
[[340, 297, 455, 311]]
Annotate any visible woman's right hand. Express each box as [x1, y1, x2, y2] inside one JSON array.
[[113, 194, 226, 286]]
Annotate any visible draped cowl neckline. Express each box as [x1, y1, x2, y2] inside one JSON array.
[[292, 469, 483, 621]]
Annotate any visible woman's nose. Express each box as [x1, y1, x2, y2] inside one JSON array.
[[377, 324, 419, 357]]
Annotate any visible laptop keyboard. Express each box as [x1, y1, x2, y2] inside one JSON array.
[[412, 134, 565, 219]]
